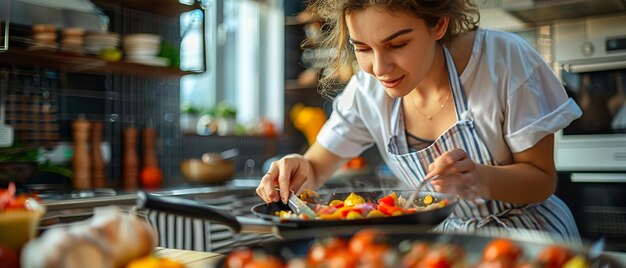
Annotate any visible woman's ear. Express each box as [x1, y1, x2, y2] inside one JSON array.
[[431, 17, 449, 40]]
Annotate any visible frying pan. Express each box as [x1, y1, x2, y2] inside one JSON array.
[[214, 225, 623, 268], [136, 189, 457, 238]]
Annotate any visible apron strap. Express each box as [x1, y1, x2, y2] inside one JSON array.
[[442, 45, 468, 121]]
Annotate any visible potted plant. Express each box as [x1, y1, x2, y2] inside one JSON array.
[[180, 103, 201, 134], [214, 101, 237, 136], [0, 143, 72, 185]]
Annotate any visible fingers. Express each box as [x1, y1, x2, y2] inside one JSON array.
[[431, 172, 478, 199], [277, 157, 310, 204], [427, 150, 479, 200], [428, 149, 469, 176], [255, 155, 311, 204], [289, 167, 309, 195], [256, 163, 280, 203]]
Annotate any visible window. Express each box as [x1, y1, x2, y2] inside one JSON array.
[[180, 0, 284, 132]]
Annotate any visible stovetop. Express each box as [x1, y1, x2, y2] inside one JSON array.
[[36, 188, 119, 201]]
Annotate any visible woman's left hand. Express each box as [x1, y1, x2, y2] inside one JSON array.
[[427, 149, 481, 199]]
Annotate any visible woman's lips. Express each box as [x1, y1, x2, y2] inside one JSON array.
[[380, 75, 404, 88]]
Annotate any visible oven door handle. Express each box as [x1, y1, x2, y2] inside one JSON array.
[[562, 60, 626, 73], [570, 173, 626, 183]]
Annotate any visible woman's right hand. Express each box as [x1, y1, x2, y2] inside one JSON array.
[[256, 154, 313, 204]]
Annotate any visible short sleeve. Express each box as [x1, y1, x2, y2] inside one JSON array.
[[505, 63, 582, 153], [316, 77, 375, 158]]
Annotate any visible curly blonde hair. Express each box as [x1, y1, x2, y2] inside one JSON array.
[[305, 0, 480, 97]]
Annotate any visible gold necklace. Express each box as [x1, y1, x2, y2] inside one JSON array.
[[408, 89, 452, 120]]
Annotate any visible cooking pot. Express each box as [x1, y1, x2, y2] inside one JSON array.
[[136, 189, 457, 239]]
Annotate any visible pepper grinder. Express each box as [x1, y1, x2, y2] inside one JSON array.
[[123, 127, 139, 190], [91, 121, 105, 188], [72, 117, 91, 190], [142, 127, 158, 168]]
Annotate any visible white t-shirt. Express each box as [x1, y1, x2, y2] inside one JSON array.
[[317, 28, 582, 166]]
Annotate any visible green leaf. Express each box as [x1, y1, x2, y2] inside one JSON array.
[[37, 165, 73, 178]]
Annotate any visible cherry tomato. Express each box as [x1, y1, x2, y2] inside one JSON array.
[[140, 167, 163, 189], [3, 195, 28, 211], [358, 243, 394, 268], [483, 238, 523, 264], [243, 255, 284, 268], [323, 249, 357, 268], [307, 237, 348, 267], [225, 249, 254, 268], [537, 245, 572, 268], [349, 228, 386, 255], [0, 244, 19, 268], [419, 248, 452, 268], [402, 242, 430, 268]]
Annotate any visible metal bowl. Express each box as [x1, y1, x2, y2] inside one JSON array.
[[181, 159, 235, 185]]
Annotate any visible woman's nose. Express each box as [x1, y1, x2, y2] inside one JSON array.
[[372, 52, 393, 76]]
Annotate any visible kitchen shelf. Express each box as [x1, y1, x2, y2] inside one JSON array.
[[0, 47, 199, 77], [92, 0, 202, 17]]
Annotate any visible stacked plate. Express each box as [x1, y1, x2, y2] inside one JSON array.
[[30, 24, 57, 51], [123, 34, 169, 67], [84, 32, 121, 55], [60, 28, 85, 54]]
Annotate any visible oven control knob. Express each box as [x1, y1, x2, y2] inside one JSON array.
[[581, 41, 594, 57]]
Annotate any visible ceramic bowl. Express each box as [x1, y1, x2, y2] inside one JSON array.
[[181, 159, 235, 184]]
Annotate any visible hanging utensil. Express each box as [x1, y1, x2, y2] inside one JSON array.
[[0, 70, 13, 147], [201, 148, 239, 164]]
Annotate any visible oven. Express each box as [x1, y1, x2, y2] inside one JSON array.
[[553, 14, 626, 251]]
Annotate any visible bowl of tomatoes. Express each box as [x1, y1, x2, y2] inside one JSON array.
[[217, 227, 612, 268], [0, 182, 46, 252]]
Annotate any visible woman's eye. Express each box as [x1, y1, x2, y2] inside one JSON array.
[[354, 47, 371, 53], [390, 43, 407, 49]]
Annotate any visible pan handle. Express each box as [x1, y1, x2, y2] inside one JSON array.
[[136, 191, 242, 233]]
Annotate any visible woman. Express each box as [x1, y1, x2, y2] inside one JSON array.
[[257, 0, 582, 239]]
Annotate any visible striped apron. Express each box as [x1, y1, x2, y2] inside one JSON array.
[[385, 45, 580, 241]]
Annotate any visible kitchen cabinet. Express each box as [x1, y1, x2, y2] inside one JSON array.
[[0, 0, 204, 190], [1, 0, 204, 77]]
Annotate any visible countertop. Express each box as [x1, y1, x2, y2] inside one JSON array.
[[155, 247, 222, 268], [39, 179, 262, 208], [38, 179, 262, 230]]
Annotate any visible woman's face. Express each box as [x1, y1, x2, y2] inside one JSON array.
[[346, 7, 444, 98]]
